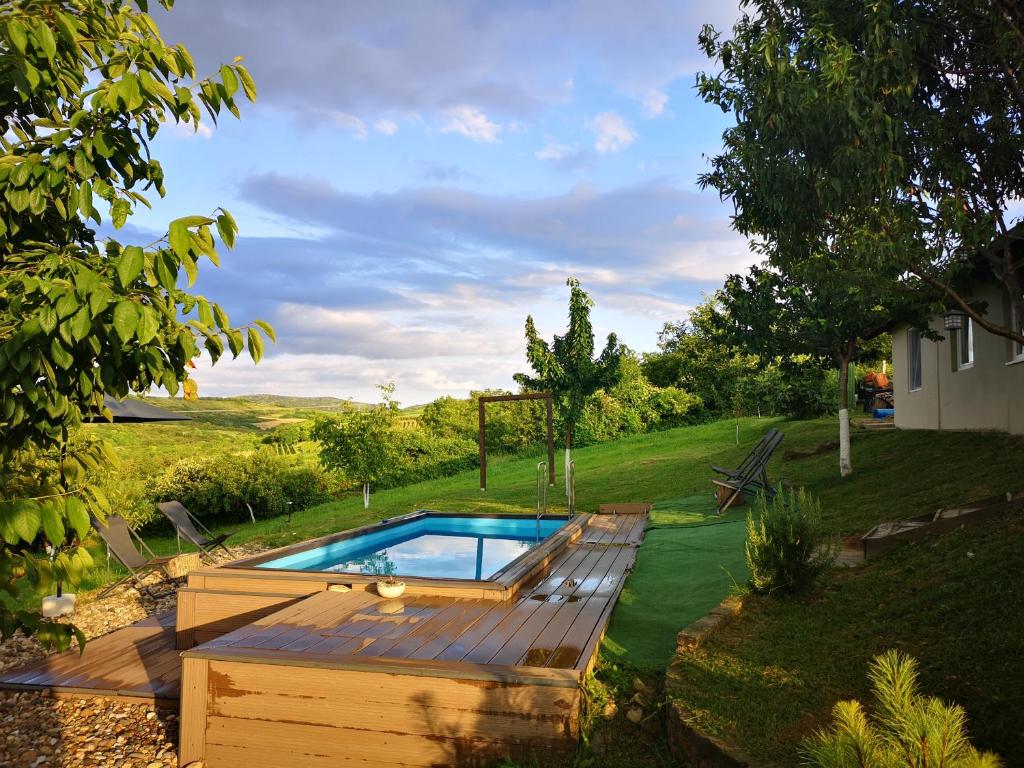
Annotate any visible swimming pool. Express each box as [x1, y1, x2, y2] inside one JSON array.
[[254, 514, 569, 580]]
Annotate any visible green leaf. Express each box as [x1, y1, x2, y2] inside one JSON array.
[[11, 500, 41, 543], [181, 254, 198, 286], [38, 305, 57, 334], [69, 306, 91, 341], [198, 298, 214, 327], [236, 64, 257, 101], [154, 250, 178, 290], [111, 198, 130, 229], [215, 213, 236, 249], [77, 180, 93, 218], [226, 328, 244, 357], [220, 65, 238, 98], [40, 503, 65, 546], [254, 319, 276, 343], [34, 23, 57, 60], [7, 21, 27, 54], [65, 498, 90, 539], [135, 307, 160, 345], [112, 301, 138, 342], [246, 327, 264, 362], [213, 303, 230, 331], [116, 246, 145, 288], [50, 337, 73, 369], [168, 220, 191, 258]]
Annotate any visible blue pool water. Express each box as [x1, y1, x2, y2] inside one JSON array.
[[256, 515, 567, 580]]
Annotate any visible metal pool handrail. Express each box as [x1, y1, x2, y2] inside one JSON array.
[[536, 461, 548, 521], [567, 459, 576, 518]]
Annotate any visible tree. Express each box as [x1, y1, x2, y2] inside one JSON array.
[[804, 650, 1001, 767], [0, 0, 270, 650], [719, 252, 925, 476], [514, 278, 623, 493], [312, 385, 400, 509], [697, 0, 1024, 348]]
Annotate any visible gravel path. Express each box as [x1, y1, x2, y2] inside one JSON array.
[[0, 544, 268, 767]]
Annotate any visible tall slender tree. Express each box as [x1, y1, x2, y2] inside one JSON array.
[[515, 278, 623, 494]]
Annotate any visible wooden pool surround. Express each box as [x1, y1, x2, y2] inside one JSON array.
[[0, 511, 647, 767], [176, 511, 588, 650]]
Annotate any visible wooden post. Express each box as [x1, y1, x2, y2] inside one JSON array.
[[478, 392, 555, 492]]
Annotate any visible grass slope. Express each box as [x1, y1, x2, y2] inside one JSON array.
[[671, 506, 1024, 763]]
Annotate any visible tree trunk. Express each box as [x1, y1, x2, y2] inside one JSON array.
[[363, 481, 370, 509], [837, 353, 853, 477], [564, 421, 574, 499]]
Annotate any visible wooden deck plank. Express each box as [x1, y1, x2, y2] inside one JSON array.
[[487, 542, 626, 666], [457, 544, 602, 664], [0, 612, 182, 703], [534, 545, 637, 669]]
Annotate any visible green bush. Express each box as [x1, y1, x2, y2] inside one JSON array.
[[153, 452, 336, 525], [804, 650, 1001, 767], [745, 486, 833, 595]]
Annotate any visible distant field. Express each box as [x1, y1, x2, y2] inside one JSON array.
[[87, 394, 424, 473]]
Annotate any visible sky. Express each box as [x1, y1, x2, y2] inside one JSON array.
[[133, 0, 752, 405]]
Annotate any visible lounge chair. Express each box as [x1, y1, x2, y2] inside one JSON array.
[[93, 515, 179, 598], [712, 429, 784, 513], [157, 501, 234, 561]]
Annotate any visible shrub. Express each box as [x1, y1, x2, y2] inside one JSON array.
[[803, 650, 1001, 767], [745, 486, 833, 595], [153, 452, 335, 525]]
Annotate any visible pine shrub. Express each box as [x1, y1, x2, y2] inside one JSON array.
[[745, 486, 832, 595], [804, 650, 1001, 767]]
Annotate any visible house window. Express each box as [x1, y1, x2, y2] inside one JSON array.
[[908, 328, 922, 391], [956, 318, 974, 370]]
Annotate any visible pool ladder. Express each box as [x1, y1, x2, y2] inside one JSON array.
[[536, 460, 548, 521]]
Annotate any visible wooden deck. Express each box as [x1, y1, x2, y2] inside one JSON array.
[[0, 612, 180, 704], [0, 512, 648, 767], [191, 512, 645, 674]]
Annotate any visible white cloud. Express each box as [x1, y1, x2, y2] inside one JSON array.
[[169, 120, 214, 140], [440, 105, 502, 143], [374, 118, 398, 136], [590, 111, 635, 154], [642, 89, 669, 117], [324, 111, 368, 139], [535, 138, 578, 162]]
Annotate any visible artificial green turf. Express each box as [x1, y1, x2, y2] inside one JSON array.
[[603, 493, 749, 669]]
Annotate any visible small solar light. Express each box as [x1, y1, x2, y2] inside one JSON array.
[[943, 310, 966, 331]]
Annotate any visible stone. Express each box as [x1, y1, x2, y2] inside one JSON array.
[[626, 707, 644, 724], [602, 700, 618, 720]]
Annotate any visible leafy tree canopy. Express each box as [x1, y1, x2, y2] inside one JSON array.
[[698, 0, 1024, 345], [311, 384, 400, 508], [0, 0, 270, 649]]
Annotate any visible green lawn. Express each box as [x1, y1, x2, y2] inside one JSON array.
[[17, 415, 1024, 766], [670, 505, 1024, 764]]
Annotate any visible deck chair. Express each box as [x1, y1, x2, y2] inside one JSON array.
[[712, 429, 784, 514], [711, 428, 779, 480], [157, 501, 234, 561], [93, 515, 179, 598]]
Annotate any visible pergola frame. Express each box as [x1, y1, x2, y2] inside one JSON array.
[[478, 392, 555, 491]]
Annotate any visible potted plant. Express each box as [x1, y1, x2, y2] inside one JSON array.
[[375, 560, 405, 598]]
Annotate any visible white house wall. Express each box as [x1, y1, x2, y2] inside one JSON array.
[[892, 283, 1024, 435]]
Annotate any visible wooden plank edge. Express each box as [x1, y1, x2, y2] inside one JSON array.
[[182, 646, 583, 688]]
